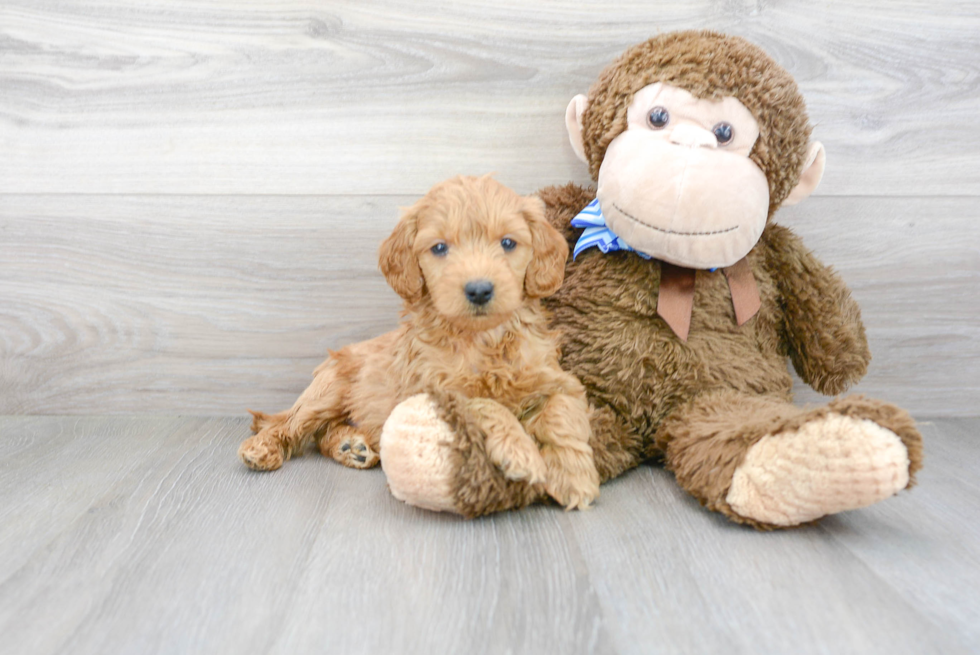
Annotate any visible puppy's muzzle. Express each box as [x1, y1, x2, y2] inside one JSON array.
[[464, 279, 494, 306]]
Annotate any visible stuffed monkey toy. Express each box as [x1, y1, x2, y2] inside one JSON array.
[[379, 30, 923, 528]]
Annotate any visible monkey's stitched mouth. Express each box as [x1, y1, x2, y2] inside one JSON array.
[[611, 202, 739, 236]]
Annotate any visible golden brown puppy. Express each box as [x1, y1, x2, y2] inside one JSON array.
[[239, 175, 600, 510]]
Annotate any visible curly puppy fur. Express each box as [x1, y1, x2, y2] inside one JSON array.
[[239, 175, 600, 511]]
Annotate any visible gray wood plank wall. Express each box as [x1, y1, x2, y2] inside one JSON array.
[[2, 1, 978, 415]]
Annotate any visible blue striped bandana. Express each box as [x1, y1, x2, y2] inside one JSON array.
[[570, 198, 651, 260]]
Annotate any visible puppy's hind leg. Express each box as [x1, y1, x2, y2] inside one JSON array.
[[239, 360, 348, 471]]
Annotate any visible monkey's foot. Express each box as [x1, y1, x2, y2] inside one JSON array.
[[239, 433, 285, 471], [380, 394, 459, 512], [321, 426, 380, 469], [726, 414, 910, 526]]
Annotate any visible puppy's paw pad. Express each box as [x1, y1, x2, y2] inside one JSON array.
[[239, 437, 284, 471], [333, 435, 380, 469]]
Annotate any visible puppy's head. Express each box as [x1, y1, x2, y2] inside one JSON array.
[[378, 175, 568, 331]]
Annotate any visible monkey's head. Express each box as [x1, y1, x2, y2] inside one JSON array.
[[566, 31, 826, 269]]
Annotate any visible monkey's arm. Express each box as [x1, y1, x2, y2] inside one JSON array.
[[763, 223, 870, 395]]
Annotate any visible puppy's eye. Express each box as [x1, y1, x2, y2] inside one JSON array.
[[430, 242, 448, 256], [712, 122, 734, 144], [500, 238, 517, 252], [647, 106, 670, 129]]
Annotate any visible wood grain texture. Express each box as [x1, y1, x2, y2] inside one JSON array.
[[0, 416, 613, 655], [0, 416, 976, 654], [1, 0, 978, 196], [0, 194, 406, 414], [567, 468, 960, 655], [820, 419, 980, 652], [1, 194, 976, 416], [778, 198, 980, 412]]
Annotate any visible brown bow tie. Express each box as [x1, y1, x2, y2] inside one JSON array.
[[656, 257, 761, 342]]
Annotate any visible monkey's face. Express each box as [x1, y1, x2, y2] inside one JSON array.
[[595, 83, 770, 269]]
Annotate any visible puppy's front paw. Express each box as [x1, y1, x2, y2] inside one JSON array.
[[483, 426, 547, 485], [321, 427, 380, 469], [543, 446, 600, 511], [469, 398, 548, 485], [546, 477, 600, 511], [495, 446, 548, 486], [239, 434, 285, 471]]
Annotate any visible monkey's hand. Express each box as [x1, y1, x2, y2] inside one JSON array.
[[764, 223, 870, 395]]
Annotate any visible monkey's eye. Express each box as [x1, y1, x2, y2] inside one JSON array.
[[430, 242, 448, 256], [712, 122, 734, 145], [500, 237, 517, 252], [647, 106, 670, 129]]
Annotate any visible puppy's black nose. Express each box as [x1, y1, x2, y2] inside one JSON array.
[[464, 280, 494, 306]]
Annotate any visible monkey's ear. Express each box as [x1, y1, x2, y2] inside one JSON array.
[[565, 94, 589, 164], [378, 203, 424, 303], [523, 196, 569, 298], [783, 142, 826, 206]]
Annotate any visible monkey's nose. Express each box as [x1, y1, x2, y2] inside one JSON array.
[[669, 123, 718, 149], [464, 280, 494, 306]]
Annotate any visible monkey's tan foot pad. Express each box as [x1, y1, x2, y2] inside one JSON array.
[[380, 394, 459, 513], [239, 435, 285, 471], [726, 413, 910, 526]]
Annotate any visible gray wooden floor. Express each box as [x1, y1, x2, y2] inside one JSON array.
[[0, 415, 976, 655]]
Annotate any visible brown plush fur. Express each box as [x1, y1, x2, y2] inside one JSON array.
[[239, 176, 599, 511], [539, 183, 922, 528], [436, 32, 923, 527], [659, 391, 922, 530]]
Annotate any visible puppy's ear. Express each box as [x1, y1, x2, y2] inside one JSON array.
[[523, 196, 568, 298], [379, 203, 424, 303]]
